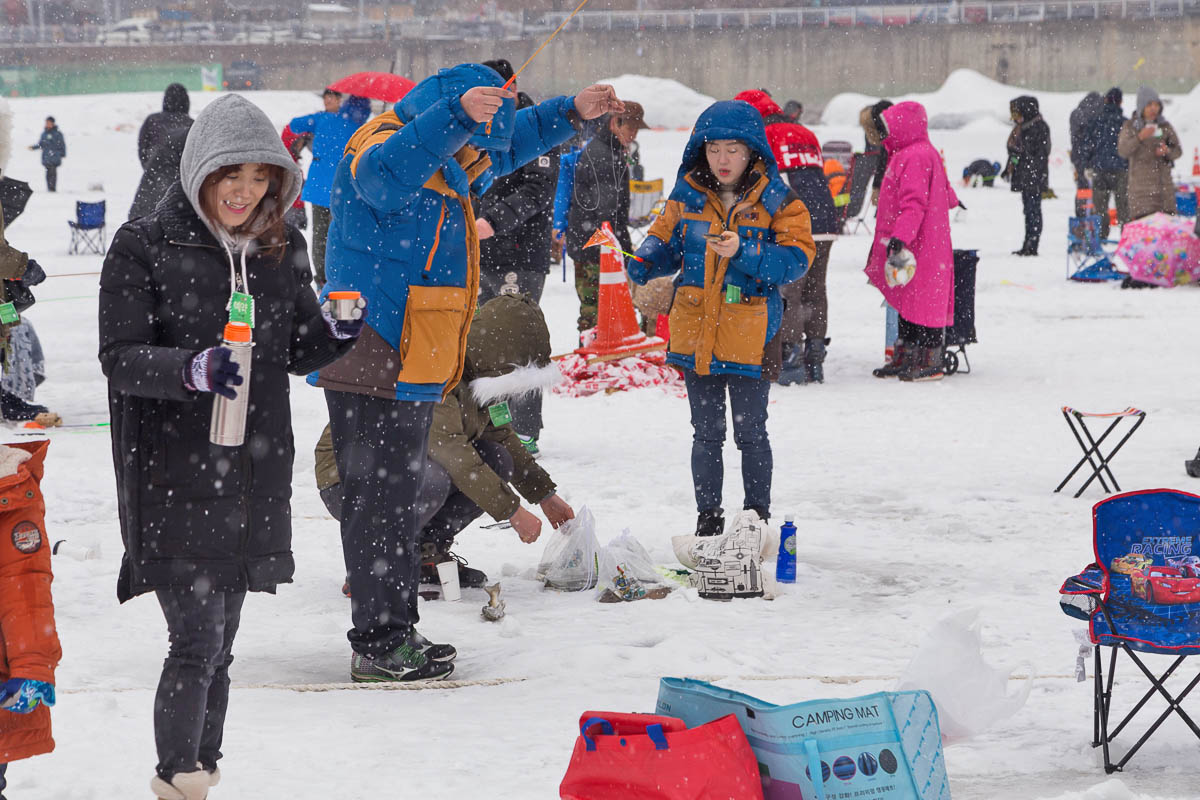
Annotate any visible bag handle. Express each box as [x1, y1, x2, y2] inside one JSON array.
[[804, 738, 825, 800], [645, 723, 669, 751], [581, 717, 614, 752]]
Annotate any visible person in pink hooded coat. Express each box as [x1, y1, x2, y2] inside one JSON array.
[[864, 101, 958, 382]]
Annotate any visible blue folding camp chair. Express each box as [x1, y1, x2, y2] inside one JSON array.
[[1060, 489, 1200, 772], [68, 200, 106, 255], [1067, 214, 1122, 282]]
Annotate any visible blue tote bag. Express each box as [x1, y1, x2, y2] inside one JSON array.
[[656, 678, 951, 800]]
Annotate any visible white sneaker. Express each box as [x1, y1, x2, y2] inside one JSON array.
[[151, 769, 210, 800]]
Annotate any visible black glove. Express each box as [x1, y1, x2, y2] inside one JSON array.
[[21, 260, 45, 287], [886, 237, 906, 257], [0, 390, 47, 422], [4, 279, 34, 313], [184, 347, 243, 400]]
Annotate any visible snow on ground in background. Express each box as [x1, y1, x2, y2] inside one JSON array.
[[5, 89, 1200, 799], [598, 74, 714, 128]]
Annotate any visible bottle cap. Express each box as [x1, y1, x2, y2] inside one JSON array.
[[223, 321, 252, 343], [327, 290, 361, 300], [784, 515, 795, 523]]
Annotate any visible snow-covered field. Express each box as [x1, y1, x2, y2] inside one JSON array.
[[4, 74, 1199, 798]]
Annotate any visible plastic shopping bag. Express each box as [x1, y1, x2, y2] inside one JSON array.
[[596, 529, 664, 600], [672, 511, 770, 599], [536, 505, 600, 591]]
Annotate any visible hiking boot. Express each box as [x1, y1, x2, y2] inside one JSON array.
[[1012, 237, 1039, 256], [696, 508, 725, 537], [872, 341, 908, 379], [899, 346, 945, 382], [777, 342, 807, 386], [350, 639, 455, 683], [803, 337, 828, 384], [411, 629, 457, 662], [419, 550, 489, 588], [516, 433, 541, 457]]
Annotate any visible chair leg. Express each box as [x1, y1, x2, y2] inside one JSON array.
[[1073, 414, 1144, 498]]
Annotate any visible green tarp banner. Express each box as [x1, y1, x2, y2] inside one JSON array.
[[0, 64, 222, 97]]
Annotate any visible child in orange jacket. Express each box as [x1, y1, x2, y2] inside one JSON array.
[[0, 440, 61, 798]]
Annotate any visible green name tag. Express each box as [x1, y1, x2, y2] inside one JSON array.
[[724, 284, 741, 304], [229, 292, 255, 328], [0, 303, 18, 325], [488, 402, 513, 427]]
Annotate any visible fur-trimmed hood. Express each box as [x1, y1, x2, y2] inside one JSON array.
[[465, 294, 562, 404]]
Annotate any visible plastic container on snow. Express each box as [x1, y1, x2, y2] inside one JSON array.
[[776, 515, 797, 583]]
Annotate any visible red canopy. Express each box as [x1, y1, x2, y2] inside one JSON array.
[[326, 72, 416, 104]]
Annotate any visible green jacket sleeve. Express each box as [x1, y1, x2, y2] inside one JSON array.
[[484, 423, 557, 506], [428, 391, 523, 521], [0, 214, 28, 282]]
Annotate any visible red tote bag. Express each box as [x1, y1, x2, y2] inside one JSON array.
[[559, 711, 764, 800]]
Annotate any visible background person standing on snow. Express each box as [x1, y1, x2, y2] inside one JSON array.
[[1001, 95, 1050, 256], [98, 94, 361, 800], [630, 100, 814, 537], [1085, 87, 1130, 239], [1118, 86, 1182, 221], [27, 117, 64, 193], [865, 101, 958, 383], [311, 63, 623, 684], [129, 83, 193, 220]]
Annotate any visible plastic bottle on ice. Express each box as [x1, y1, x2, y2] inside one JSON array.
[[776, 515, 797, 583]]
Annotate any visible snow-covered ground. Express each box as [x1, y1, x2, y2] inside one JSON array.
[[4, 77, 1199, 798]]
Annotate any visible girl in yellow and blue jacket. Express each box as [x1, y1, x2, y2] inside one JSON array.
[[630, 100, 815, 535]]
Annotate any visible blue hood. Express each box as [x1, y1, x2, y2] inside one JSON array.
[[677, 100, 779, 183], [341, 95, 372, 127], [396, 63, 516, 152]]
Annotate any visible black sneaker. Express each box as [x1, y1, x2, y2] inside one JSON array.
[[419, 552, 489, 588], [350, 640, 455, 683], [411, 630, 457, 662]]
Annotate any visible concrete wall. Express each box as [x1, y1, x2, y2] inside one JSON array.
[[14, 19, 1200, 107]]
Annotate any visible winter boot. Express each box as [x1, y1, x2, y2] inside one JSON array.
[[776, 342, 807, 386], [151, 769, 211, 800], [350, 637, 455, 683], [695, 508, 725, 537], [1012, 238, 1039, 256], [745, 505, 770, 524], [872, 341, 908, 379], [196, 762, 220, 788], [1186, 447, 1200, 478], [803, 337, 828, 384], [899, 346, 945, 382], [420, 546, 488, 589]]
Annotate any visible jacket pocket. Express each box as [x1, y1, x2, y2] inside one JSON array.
[[395, 285, 470, 385], [713, 296, 768, 366], [667, 286, 704, 357]]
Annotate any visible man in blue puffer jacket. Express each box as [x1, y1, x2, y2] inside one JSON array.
[[311, 63, 623, 683], [287, 93, 371, 285]]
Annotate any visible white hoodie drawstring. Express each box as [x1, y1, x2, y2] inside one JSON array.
[[222, 239, 251, 312]]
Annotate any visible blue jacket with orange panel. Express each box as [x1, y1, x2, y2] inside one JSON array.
[[310, 64, 580, 403], [630, 101, 815, 379]]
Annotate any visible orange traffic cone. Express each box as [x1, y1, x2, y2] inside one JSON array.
[[1193, 147, 1200, 177], [576, 222, 662, 359]]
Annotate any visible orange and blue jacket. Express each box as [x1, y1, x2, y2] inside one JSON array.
[[309, 64, 579, 402], [630, 100, 815, 378]]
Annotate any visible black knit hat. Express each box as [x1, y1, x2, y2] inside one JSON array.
[[483, 59, 514, 83], [1105, 87, 1123, 105]]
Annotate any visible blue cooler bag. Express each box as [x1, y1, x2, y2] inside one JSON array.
[[656, 678, 950, 800]]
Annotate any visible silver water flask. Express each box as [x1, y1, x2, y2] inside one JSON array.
[[209, 321, 253, 447]]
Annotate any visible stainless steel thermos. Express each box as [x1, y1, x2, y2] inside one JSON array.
[[209, 321, 253, 447], [327, 290, 363, 321]]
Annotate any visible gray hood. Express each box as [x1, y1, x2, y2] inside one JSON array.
[[1134, 86, 1164, 127], [179, 94, 303, 244]]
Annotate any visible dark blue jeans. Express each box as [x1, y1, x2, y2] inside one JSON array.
[[683, 369, 772, 515]]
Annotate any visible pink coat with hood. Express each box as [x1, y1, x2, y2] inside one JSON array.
[[864, 102, 958, 329]]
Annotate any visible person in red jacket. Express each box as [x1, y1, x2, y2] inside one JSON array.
[[0, 440, 62, 799], [280, 124, 310, 232], [735, 89, 837, 385]]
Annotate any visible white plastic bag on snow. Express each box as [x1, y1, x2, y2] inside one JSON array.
[[597, 529, 663, 598], [535, 505, 600, 591], [896, 607, 1033, 742]]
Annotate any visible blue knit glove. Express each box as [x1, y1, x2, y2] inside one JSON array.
[[0, 678, 55, 713], [184, 347, 243, 400]]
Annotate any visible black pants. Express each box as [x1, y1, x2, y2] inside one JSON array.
[[325, 390, 433, 658], [311, 204, 331, 288], [898, 317, 945, 348], [154, 588, 246, 780], [44, 165, 56, 192], [1021, 187, 1043, 245], [477, 269, 548, 437], [683, 370, 772, 515], [417, 439, 514, 551], [779, 240, 833, 343]]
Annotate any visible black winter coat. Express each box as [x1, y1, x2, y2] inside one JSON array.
[[785, 167, 837, 235], [1006, 96, 1051, 193], [129, 121, 192, 220], [99, 183, 352, 603], [565, 128, 633, 263], [479, 146, 559, 276], [1085, 103, 1129, 173]]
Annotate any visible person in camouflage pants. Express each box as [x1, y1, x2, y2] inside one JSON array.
[[574, 258, 600, 330]]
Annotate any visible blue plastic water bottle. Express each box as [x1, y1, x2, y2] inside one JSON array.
[[776, 515, 797, 583]]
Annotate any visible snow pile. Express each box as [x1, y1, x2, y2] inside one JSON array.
[[599, 74, 713, 129], [1032, 781, 1159, 800]]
